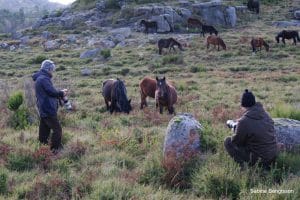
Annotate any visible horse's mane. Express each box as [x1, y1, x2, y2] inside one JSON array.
[[114, 79, 129, 111], [170, 38, 182, 48]]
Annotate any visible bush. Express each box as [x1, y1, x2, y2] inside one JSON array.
[[120, 68, 130, 76], [105, 0, 121, 9], [100, 49, 111, 59], [271, 103, 300, 121], [9, 107, 30, 130], [190, 66, 207, 73], [7, 91, 23, 111], [66, 141, 87, 161], [0, 168, 8, 195], [162, 55, 184, 65], [7, 150, 35, 171], [28, 55, 47, 64]]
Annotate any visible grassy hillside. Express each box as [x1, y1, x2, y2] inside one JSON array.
[[0, 1, 300, 199]]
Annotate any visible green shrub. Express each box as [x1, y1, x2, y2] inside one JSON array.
[[120, 68, 130, 76], [9, 107, 30, 130], [0, 168, 8, 195], [91, 180, 134, 200], [28, 55, 47, 64], [190, 65, 207, 73], [105, 0, 121, 9], [271, 103, 300, 121], [7, 91, 23, 111], [162, 54, 184, 65], [200, 122, 218, 153], [7, 151, 35, 171], [100, 49, 111, 59]]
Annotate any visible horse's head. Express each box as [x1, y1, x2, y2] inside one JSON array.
[[264, 42, 270, 51], [156, 76, 168, 98], [123, 99, 132, 114], [275, 33, 280, 43]]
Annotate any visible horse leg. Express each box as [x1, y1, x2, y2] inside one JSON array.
[[282, 38, 285, 45], [105, 99, 110, 111], [217, 44, 220, 51], [159, 104, 163, 114], [140, 91, 147, 109], [207, 43, 209, 50], [159, 47, 162, 55], [168, 106, 175, 115], [293, 37, 296, 45], [110, 99, 116, 114]]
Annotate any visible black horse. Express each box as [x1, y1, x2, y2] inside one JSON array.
[[140, 20, 158, 34], [247, 0, 260, 14], [275, 30, 300, 45], [201, 25, 218, 37], [102, 78, 132, 114], [158, 38, 184, 55]]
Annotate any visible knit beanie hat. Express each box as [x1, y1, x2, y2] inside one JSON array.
[[241, 89, 256, 107], [41, 60, 55, 72]]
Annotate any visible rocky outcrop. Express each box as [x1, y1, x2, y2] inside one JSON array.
[[274, 118, 300, 152], [80, 48, 101, 59], [81, 68, 93, 76], [272, 20, 300, 27], [43, 40, 62, 51], [192, 1, 237, 27], [163, 113, 202, 171], [294, 10, 300, 20]]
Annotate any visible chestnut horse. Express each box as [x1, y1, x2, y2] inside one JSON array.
[[251, 37, 269, 53], [139, 77, 156, 109], [102, 78, 132, 114], [187, 18, 203, 30], [206, 35, 226, 51], [155, 77, 177, 114]]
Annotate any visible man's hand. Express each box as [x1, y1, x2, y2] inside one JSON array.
[[61, 89, 68, 97]]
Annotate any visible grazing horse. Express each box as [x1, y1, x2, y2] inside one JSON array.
[[158, 38, 184, 55], [155, 77, 177, 114], [251, 37, 269, 53], [275, 30, 300, 45], [187, 18, 203, 30], [139, 77, 156, 109], [206, 35, 226, 51], [247, 0, 260, 14], [201, 25, 218, 37], [140, 20, 158, 34], [102, 78, 132, 114]]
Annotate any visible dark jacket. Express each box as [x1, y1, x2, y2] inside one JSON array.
[[32, 69, 64, 118], [232, 102, 278, 162]]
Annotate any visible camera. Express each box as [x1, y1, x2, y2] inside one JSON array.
[[59, 96, 73, 110], [226, 120, 237, 130]]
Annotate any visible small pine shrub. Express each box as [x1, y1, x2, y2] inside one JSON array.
[[100, 49, 111, 59], [0, 168, 8, 195], [200, 123, 218, 153], [7, 91, 23, 111], [9, 107, 30, 130], [7, 150, 35, 171], [190, 66, 207, 73], [28, 55, 47, 64]]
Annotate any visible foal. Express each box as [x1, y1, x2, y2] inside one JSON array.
[[206, 35, 226, 51], [140, 20, 158, 34], [155, 77, 177, 114], [251, 37, 269, 53], [187, 18, 203, 30], [276, 30, 300, 45], [158, 38, 184, 55]]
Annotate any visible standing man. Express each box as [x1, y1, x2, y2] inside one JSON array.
[[32, 60, 67, 154], [224, 89, 278, 169]]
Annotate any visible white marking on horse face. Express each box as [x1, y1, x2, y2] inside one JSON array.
[[159, 82, 162, 86]]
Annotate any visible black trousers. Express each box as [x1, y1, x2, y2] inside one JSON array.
[[224, 137, 275, 169], [39, 116, 62, 150]]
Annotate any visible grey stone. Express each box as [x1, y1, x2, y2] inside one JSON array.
[[151, 15, 171, 33], [192, 1, 237, 27], [178, 0, 192, 8], [274, 118, 300, 152], [9, 45, 16, 51], [0, 43, 9, 49], [99, 39, 116, 49], [43, 40, 61, 51], [80, 48, 101, 59], [96, 1, 106, 11], [11, 32, 23, 39], [110, 27, 131, 38], [272, 20, 300, 27], [42, 31, 55, 40], [134, 6, 152, 17], [177, 8, 192, 20], [67, 35, 77, 43], [20, 36, 30, 44], [81, 68, 92, 76], [294, 10, 300, 20], [163, 113, 202, 171]]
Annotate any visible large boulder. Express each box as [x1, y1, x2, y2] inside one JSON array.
[[272, 20, 300, 27], [109, 28, 132, 44], [163, 113, 202, 171], [151, 15, 171, 33], [192, 1, 237, 27], [80, 48, 101, 59], [43, 40, 61, 51], [274, 118, 300, 152], [294, 10, 300, 20]]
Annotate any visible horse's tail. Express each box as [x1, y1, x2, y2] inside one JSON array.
[[297, 32, 300, 42], [114, 79, 128, 112]]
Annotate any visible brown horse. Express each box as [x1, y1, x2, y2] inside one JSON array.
[[139, 77, 156, 109], [155, 77, 177, 114], [206, 35, 226, 51], [251, 37, 269, 53], [102, 78, 132, 114], [187, 18, 203, 30]]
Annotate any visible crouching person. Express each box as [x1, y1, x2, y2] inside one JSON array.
[[224, 89, 278, 169], [32, 60, 67, 154]]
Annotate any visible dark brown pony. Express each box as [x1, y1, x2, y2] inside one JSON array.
[[251, 37, 269, 53], [206, 35, 226, 51], [139, 77, 156, 109], [158, 38, 184, 55], [276, 30, 300, 45], [187, 18, 203, 30], [155, 77, 177, 114], [140, 20, 158, 34], [102, 78, 132, 114]]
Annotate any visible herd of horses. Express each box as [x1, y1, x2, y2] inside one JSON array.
[[102, 77, 177, 114]]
